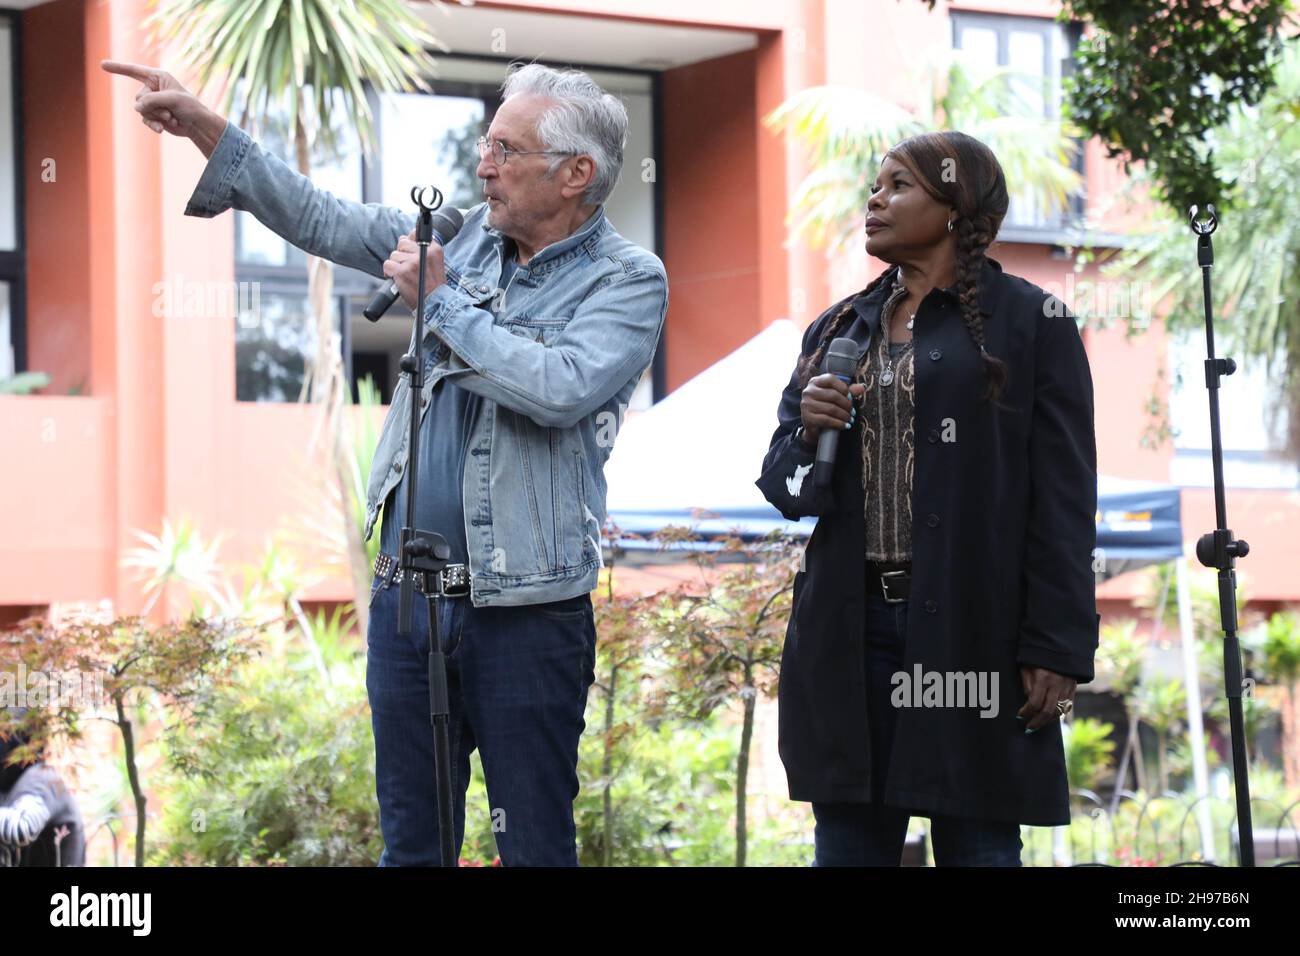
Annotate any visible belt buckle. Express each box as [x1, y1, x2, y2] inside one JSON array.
[[880, 569, 908, 605], [439, 565, 471, 597]]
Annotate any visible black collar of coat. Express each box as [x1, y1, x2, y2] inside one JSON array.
[[844, 255, 1005, 344]]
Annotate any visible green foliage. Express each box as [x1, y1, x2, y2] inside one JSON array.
[[1134, 675, 1189, 793], [1090, 36, 1300, 462], [152, 635, 378, 866], [1096, 617, 1143, 696], [575, 717, 735, 866], [766, 45, 1083, 252], [1058, 0, 1293, 214], [3, 610, 263, 866], [1167, 729, 1222, 786], [1134, 675, 1187, 740], [346, 375, 383, 571], [1064, 716, 1117, 792], [643, 528, 799, 866], [1135, 561, 1252, 642], [145, 0, 442, 158], [0, 371, 51, 394], [1262, 610, 1300, 684]]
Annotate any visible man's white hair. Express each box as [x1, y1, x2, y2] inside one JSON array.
[[501, 62, 628, 206]]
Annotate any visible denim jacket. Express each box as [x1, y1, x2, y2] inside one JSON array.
[[184, 121, 669, 606]]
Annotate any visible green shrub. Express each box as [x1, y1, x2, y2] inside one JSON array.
[[152, 650, 381, 866]]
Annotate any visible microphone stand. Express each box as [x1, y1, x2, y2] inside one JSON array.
[[396, 185, 469, 868], [1187, 203, 1255, 866]]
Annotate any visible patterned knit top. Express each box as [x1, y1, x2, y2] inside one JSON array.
[[854, 277, 915, 562]]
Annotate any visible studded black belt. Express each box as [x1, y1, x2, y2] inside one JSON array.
[[867, 560, 911, 604], [373, 551, 471, 597]]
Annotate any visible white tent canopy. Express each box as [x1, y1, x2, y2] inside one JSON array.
[[605, 319, 812, 543]]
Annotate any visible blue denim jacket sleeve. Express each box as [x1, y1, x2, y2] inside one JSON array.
[[421, 268, 668, 429], [183, 119, 413, 276]]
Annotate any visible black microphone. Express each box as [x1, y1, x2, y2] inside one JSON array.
[[814, 337, 859, 488], [363, 206, 465, 321]]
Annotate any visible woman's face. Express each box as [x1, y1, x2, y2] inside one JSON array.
[[864, 154, 954, 262]]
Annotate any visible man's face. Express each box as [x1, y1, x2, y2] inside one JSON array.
[[477, 93, 570, 237]]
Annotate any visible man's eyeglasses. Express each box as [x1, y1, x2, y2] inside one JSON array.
[[476, 136, 575, 166]]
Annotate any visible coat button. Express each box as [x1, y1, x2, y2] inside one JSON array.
[[394, 461, 403, 474], [928, 429, 940, 443], [477, 283, 489, 293], [927, 513, 940, 528], [924, 599, 938, 613], [929, 348, 942, 361]]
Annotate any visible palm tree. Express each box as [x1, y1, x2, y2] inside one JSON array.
[[1090, 37, 1300, 465], [146, 0, 443, 634], [764, 44, 1085, 253]]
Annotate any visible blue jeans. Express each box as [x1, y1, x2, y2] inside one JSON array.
[[365, 575, 597, 866], [812, 590, 1022, 866]]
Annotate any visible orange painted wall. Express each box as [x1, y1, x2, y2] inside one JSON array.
[[661, 50, 762, 391], [0, 398, 115, 601]]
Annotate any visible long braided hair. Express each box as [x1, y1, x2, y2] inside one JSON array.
[[798, 131, 1011, 405]]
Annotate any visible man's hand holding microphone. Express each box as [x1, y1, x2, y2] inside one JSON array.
[[369, 201, 463, 320], [382, 232, 447, 312]]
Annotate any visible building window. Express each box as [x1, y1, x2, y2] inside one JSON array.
[[1167, 331, 1298, 489], [950, 11, 1084, 236], [0, 14, 24, 381], [233, 57, 660, 410], [235, 288, 340, 403]]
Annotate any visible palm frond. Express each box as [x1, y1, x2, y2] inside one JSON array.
[[146, 0, 443, 156], [765, 40, 1084, 253]]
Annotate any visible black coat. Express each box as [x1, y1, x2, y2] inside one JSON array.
[[755, 257, 1099, 826]]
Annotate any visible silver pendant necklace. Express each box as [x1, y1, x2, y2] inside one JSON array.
[[880, 286, 915, 388]]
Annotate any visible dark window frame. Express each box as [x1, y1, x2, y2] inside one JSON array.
[[233, 53, 664, 405], [0, 11, 26, 376], [950, 11, 1086, 242]]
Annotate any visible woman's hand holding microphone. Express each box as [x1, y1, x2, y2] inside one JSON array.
[[799, 375, 865, 448]]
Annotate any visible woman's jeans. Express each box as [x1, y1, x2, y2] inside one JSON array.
[[812, 590, 1023, 866], [365, 574, 597, 866]]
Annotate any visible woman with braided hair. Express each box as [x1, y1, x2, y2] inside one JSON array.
[[755, 132, 1099, 866]]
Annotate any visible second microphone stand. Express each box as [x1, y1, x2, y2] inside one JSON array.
[[1188, 203, 1255, 866]]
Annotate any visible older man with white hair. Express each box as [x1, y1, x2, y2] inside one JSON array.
[[103, 59, 668, 866]]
